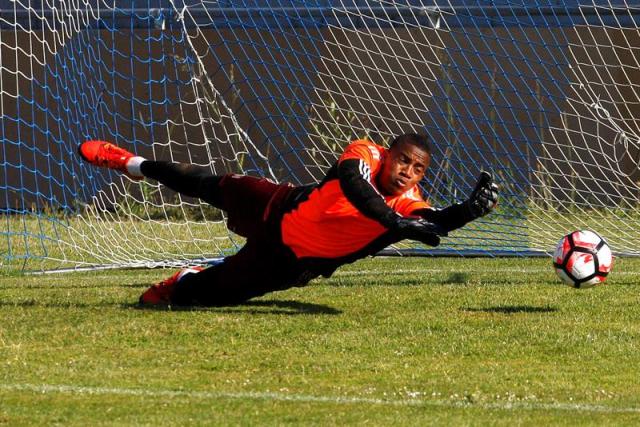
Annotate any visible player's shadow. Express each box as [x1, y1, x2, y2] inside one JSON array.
[[131, 299, 342, 315], [462, 305, 557, 314], [0, 298, 341, 315], [0, 300, 124, 309], [0, 283, 167, 290]]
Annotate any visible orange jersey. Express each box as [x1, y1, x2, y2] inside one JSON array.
[[281, 139, 430, 259]]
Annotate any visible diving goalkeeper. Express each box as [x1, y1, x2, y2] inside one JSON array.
[[78, 133, 498, 306]]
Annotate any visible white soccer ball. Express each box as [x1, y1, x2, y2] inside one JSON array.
[[552, 230, 613, 288]]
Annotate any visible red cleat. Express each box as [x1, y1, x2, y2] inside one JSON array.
[[138, 266, 204, 306], [78, 140, 141, 180]]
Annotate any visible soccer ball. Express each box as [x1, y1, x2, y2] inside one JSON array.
[[552, 230, 613, 288]]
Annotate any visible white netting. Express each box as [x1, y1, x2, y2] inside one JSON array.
[[1, 1, 639, 271]]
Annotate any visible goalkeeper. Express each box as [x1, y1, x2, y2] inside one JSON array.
[[78, 134, 498, 306]]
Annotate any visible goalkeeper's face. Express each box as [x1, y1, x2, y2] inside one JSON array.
[[378, 141, 430, 196]]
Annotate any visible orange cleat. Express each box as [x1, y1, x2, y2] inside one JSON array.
[[138, 266, 204, 306], [78, 140, 141, 180]]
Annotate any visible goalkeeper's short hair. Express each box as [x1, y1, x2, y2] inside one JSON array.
[[390, 133, 431, 155]]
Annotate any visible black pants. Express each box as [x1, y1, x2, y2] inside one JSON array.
[[140, 161, 312, 306]]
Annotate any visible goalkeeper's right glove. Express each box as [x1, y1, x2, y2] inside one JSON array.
[[392, 216, 447, 247], [465, 171, 499, 220]]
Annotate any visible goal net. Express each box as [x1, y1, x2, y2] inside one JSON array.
[[1, 1, 639, 271]]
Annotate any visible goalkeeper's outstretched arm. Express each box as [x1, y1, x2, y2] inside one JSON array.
[[413, 171, 499, 232]]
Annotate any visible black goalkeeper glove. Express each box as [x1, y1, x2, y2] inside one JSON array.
[[465, 171, 499, 219], [392, 216, 448, 247]]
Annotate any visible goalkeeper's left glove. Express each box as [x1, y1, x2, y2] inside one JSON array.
[[465, 171, 499, 219], [393, 216, 447, 247]]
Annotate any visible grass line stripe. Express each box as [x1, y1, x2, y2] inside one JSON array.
[[1, 383, 639, 414], [333, 268, 637, 277], [333, 268, 555, 277]]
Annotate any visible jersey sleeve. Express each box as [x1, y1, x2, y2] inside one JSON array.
[[338, 139, 381, 168]]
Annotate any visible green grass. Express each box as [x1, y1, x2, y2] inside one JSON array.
[[1, 257, 640, 425]]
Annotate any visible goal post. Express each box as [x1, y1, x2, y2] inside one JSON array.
[[1, 1, 639, 272]]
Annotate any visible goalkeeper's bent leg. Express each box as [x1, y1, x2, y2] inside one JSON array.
[[139, 161, 224, 207], [170, 236, 315, 306], [140, 165, 295, 239]]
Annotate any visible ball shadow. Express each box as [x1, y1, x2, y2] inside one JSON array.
[[442, 272, 471, 284], [462, 305, 558, 314]]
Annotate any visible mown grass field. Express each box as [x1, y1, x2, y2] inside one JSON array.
[[1, 256, 640, 425]]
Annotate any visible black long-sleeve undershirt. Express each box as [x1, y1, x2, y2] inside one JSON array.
[[412, 204, 475, 233]]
